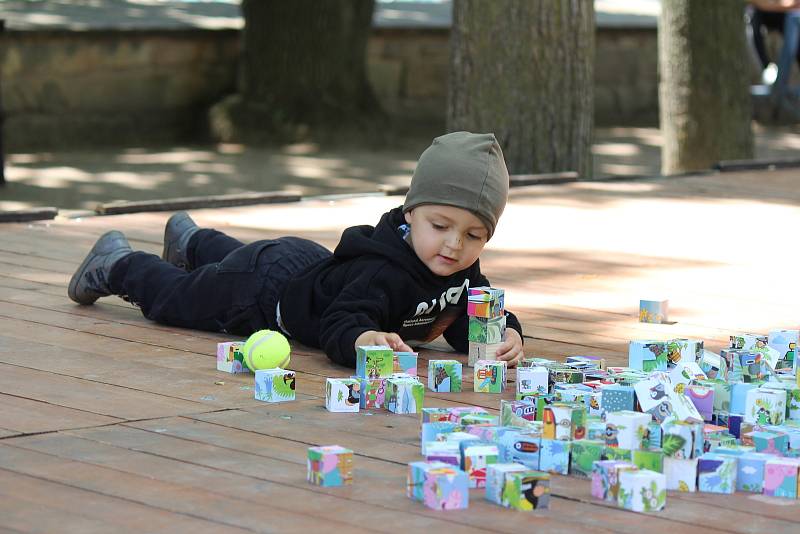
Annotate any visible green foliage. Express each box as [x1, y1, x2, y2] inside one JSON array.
[[661, 434, 687, 457]]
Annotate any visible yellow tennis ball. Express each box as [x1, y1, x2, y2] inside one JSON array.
[[243, 329, 291, 371]]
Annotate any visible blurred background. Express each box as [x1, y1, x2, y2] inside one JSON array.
[[1, 0, 799, 214]]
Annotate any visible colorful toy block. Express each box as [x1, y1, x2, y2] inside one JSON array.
[[736, 452, 772, 492], [764, 458, 800, 499], [467, 287, 504, 318], [542, 402, 587, 441], [639, 299, 668, 324], [663, 457, 697, 492], [570, 439, 606, 478], [485, 463, 527, 505], [307, 445, 353, 486], [697, 453, 737, 494], [428, 360, 462, 392], [473, 360, 506, 393], [497, 429, 541, 469], [747, 430, 789, 455], [407, 462, 469, 510], [745, 387, 787, 425], [685, 384, 714, 422], [503, 470, 551, 510], [769, 328, 798, 370], [355, 345, 394, 379], [632, 448, 664, 473], [600, 384, 635, 413], [385, 376, 424, 414], [516, 366, 549, 399], [424, 441, 461, 466], [617, 469, 666, 512], [393, 351, 418, 376], [468, 342, 502, 366], [500, 399, 537, 428], [468, 315, 506, 344], [325, 378, 360, 412], [591, 460, 638, 502], [254, 368, 295, 403], [538, 438, 571, 475], [604, 411, 651, 450], [460, 440, 499, 488], [216, 341, 248, 373], [358, 377, 386, 409], [661, 419, 696, 459]]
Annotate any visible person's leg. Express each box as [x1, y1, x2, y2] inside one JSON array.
[[750, 7, 772, 70], [774, 11, 800, 98], [109, 240, 280, 334], [188, 229, 247, 268]]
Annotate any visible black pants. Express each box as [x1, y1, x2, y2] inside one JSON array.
[[109, 229, 331, 336]]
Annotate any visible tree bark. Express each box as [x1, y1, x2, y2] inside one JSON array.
[[211, 0, 380, 143], [448, 0, 594, 177], [659, 0, 754, 174]]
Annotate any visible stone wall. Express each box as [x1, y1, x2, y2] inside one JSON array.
[[1, 30, 239, 151], [1, 26, 658, 151], [368, 26, 659, 127]]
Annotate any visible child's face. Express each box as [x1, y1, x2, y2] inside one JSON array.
[[404, 204, 488, 276]]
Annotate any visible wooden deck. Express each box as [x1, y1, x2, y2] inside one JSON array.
[[2, 169, 800, 532]]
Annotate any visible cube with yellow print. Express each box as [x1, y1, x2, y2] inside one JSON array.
[[473, 360, 507, 393]]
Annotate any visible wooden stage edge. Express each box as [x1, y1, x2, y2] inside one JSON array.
[[2, 169, 800, 532]]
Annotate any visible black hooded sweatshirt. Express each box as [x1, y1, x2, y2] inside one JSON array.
[[278, 206, 523, 367]]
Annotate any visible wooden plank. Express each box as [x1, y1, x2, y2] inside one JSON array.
[[0, 467, 251, 534], [96, 190, 303, 215], [0, 207, 57, 223], [40, 424, 694, 534], [0, 363, 211, 421], [0, 444, 362, 533], [0, 392, 121, 434]]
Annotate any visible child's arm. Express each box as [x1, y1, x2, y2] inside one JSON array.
[[494, 327, 524, 367], [354, 330, 412, 352]]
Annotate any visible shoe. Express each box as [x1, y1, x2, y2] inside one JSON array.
[[68, 230, 133, 305], [162, 211, 199, 271]]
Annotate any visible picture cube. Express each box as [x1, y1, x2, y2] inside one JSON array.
[[428, 360, 462, 392], [254, 368, 295, 403], [473, 360, 507, 393], [355, 345, 394, 379], [307, 445, 353, 487], [325, 378, 361, 413], [407, 461, 469, 510], [386, 376, 424, 414], [503, 470, 551, 510], [216, 341, 248, 373]]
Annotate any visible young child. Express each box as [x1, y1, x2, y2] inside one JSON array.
[[68, 132, 524, 368]]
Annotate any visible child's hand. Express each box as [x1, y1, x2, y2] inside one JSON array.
[[355, 330, 412, 352], [495, 328, 524, 367]]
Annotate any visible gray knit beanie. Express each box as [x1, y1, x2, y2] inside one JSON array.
[[403, 131, 509, 239]]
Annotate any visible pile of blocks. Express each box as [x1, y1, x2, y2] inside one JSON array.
[[326, 345, 425, 413], [412, 406, 551, 510], [408, 326, 800, 513], [468, 287, 506, 365]]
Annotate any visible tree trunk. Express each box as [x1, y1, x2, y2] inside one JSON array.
[[659, 0, 753, 174], [211, 0, 380, 143], [448, 0, 594, 178]]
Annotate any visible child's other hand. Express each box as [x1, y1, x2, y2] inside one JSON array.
[[355, 330, 412, 352], [495, 329, 524, 367]]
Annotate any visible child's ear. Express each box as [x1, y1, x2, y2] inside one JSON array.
[[404, 210, 413, 224]]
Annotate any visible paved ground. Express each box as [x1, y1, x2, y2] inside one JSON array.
[[3, 125, 800, 215]]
